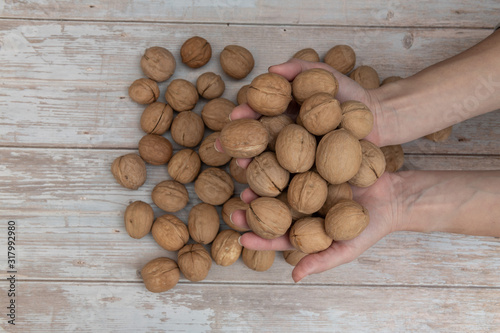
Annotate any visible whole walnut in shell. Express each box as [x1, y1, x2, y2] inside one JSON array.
[[197, 72, 225, 99], [283, 250, 308, 266], [180, 36, 212, 68], [247, 73, 292, 116], [221, 197, 250, 232], [246, 152, 289, 197], [111, 153, 146, 190], [323, 45, 356, 74], [293, 48, 320, 62], [124, 201, 154, 239], [318, 183, 353, 217], [292, 68, 338, 104], [211, 229, 242, 266], [151, 180, 189, 212], [170, 111, 205, 148], [141, 257, 179, 293], [199, 132, 232, 167], [325, 199, 369, 241], [140, 102, 173, 135], [299, 93, 342, 136], [340, 101, 374, 139], [289, 217, 333, 254], [246, 197, 292, 239], [151, 214, 189, 251], [242, 248, 275, 272], [424, 126, 453, 142], [219, 119, 269, 158], [188, 203, 220, 245], [381, 145, 404, 173], [316, 129, 362, 184], [178, 244, 212, 282], [138, 134, 173, 166], [276, 191, 311, 221], [128, 78, 160, 104], [381, 76, 403, 86], [220, 45, 255, 79], [229, 158, 248, 184], [237, 84, 250, 105], [194, 168, 234, 205], [165, 79, 199, 112], [259, 115, 294, 151], [167, 149, 201, 184], [349, 66, 380, 89], [201, 98, 235, 131], [275, 124, 316, 173], [287, 171, 328, 214], [349, 140, 386, 188], [141, 46, 176, 82]]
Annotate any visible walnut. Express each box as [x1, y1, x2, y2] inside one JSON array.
[[246, 152, 289, 197], [140, 46, 176, 82], [167, 149, 201, 184], [124, 201, 154, 239], [211, 229, 242, 266], [246, 197, 292, 239], [219, 119, 269, 158], [198, 132, 232, 167], [247, 73, 292, 116], [201, 98, 235, 131], [283, 250, 307, 266], [220, 45, 255, 79], [151, 214, 189, 251], [229, 158, 248, 184], [259, 115, 294, 151], [242, 248, 275, 272], [289, 217, 333, 254], [287, 171, 328, 214], [299, 92, 342, 136], [381, 145, 405, 173], [318, 183, 353, 217], [165, 79, 199, 112], [180, 36, 212, 68], [138, 134, 173, 165], [292, 68, 338, 104], [236, 84, 250, 105], [170, 111, 205, 148], [177, 244, 212, 282], [128, 78, 160, 104], [221, 197, 250, 232], [381, 76, 403, 86], [140, 102, 173, 135], [323, 45, 356, 74], [349, 66, 380, 89], [424, 126, 453, 142], [111, 153, 146, 190], [340, 101, 374, 139], [196, 72, 225, 99], [188, 203, 220, 244], [275, 124, 316, 173], [151, 180, 189, 212], [194, 168, 234, 205], [325, 199, 369, 241], [292, 48, 320, 62], [276, 191, 311, 221], [141, 257, 179, 293], [349, 140, 386, 188]]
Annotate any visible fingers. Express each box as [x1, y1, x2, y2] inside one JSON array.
[[239, 232, 294, 251], [229, 209, 249, 230], [229, 103, 261, 121], [240, 187, 258, 203], [235, 158, 252, 169]]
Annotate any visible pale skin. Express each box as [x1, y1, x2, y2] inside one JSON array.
[[215, 29, 500, 282]]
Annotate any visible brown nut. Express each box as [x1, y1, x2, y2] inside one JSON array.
[[170, 111, 205, 148], [165, 79, 199, 112], [220, 45, 255, 79], [151, 214, 189, 251], [349, 140, 386, 188], [194, 168, 234, 205], [211, 229, 242, 266], [242, 248, 276, 272], [276, 191, 311, 221], [188, 203, 220, 244], [325, 199, 369, 241], [340, 101, 374, 139], [201, 98, 235, 131], [275, 124, 316, 173], [140, 47, 176, 82], [196, 72, 225, 99], [381, 145, 405, 173], [124, 201, 154, 239], [246, 197, 292, 239], [349, 66, 380, 89], [316, 129, 362, 184], [299, 93, 342, 136], [287, 171, 328, 214], [221, 197, 250, 232], [236, 84, 250, 105], [111, 153, 146, 190], [292, 68, 339, 104], [247, 73, 292, 116], [140, 102, 174, 135], [229, 158, 248, 184], [246, 152, 289, 197], [219, 119, 269, 158], [424, 126, 453, 142], [283, 250, 308, 266], [167, 149, 201, 184], [318, 183, 353, 217], [138, 134, 173, 165], [141, 257, 179, 293], [289, 217, 333, 254], [180, 36, 212, 68], [381, 76, 403, 86], [177, 244, 212, 282], [323, 45, 356, 74], [151, 180, 189, 212], [128, 78, 160, 104], [199, 132, 232, 167], [259, 115, 294, 151], [293, 48, 320, 62]]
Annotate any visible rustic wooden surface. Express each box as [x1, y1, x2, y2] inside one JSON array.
[[1, 1, 499, 332]]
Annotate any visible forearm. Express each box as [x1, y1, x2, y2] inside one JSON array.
[[394, 170, 500, 237]]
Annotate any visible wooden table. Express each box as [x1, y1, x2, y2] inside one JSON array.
[[1, 1, 499, 331]]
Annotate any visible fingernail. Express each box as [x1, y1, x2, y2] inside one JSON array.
[[237, 236, 242, 246], [229, 212, 234, 224], [239, 191, 244, 200], [214, 141, 221, 153], [235, 159, 241, 168], [228, 112, 232, 121]]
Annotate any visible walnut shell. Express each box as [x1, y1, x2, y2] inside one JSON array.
[[424, 126, 453, 142], [292, 68, 339, 104], [381, 76, 403, 86], [140, 102, 174, 135], [349, 140, 386, 188], [283, 250, 308, 266], [316, 129, 362, 184], [211, 229, 242, 266], [151, 214, 189, 251], [229, 158, 248, 184], [124, 201, 154, 239], [275, 124, 316, 173], [242, 248, 275, 272], [141, 257, 179, 293], [138, 134, 173, 165], [194, 168, 234, 205], [141, 46, 176, 82], [201, 98, 235, 131], [165, 79, 199, 112], [340, 101, 374, 139], [170, 111, 205, 148], [246, 197, 292, 239], [221, 197, 250, 232], [247, 73, 292, 116], [349, 66, 380, 89], [111, 153, 146, 190], [289, 217, 333, 254], [381, 145, 405, 173], [237, 84, 250, 105], [276, 191, 311, 221], [325, 199, 369, 241], [219, 119, 269, 158], [287, 171, 328, 214], [220, 45, 255, 79], [178, 244, 212, 282], [180, 36, 212, 68], [128, 78, 160, 104], [318, 183, 353, 217], [299, 93, 342, 136], [293, 48, 320, 62], [323, 45, 356, 74], [259, 115, 294, 151], [199, 132, 232, 167], [188, 203, 220, 244], [196, 72, 225, 99], [151, 180, 189, 213], [246, 152, 289, 197], [167, 149, 201, 184]]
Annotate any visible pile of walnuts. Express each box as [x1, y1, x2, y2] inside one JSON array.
[[112, 36, 419, 293]]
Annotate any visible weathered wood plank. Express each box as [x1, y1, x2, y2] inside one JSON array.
[[1, 0, 499, 28]]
